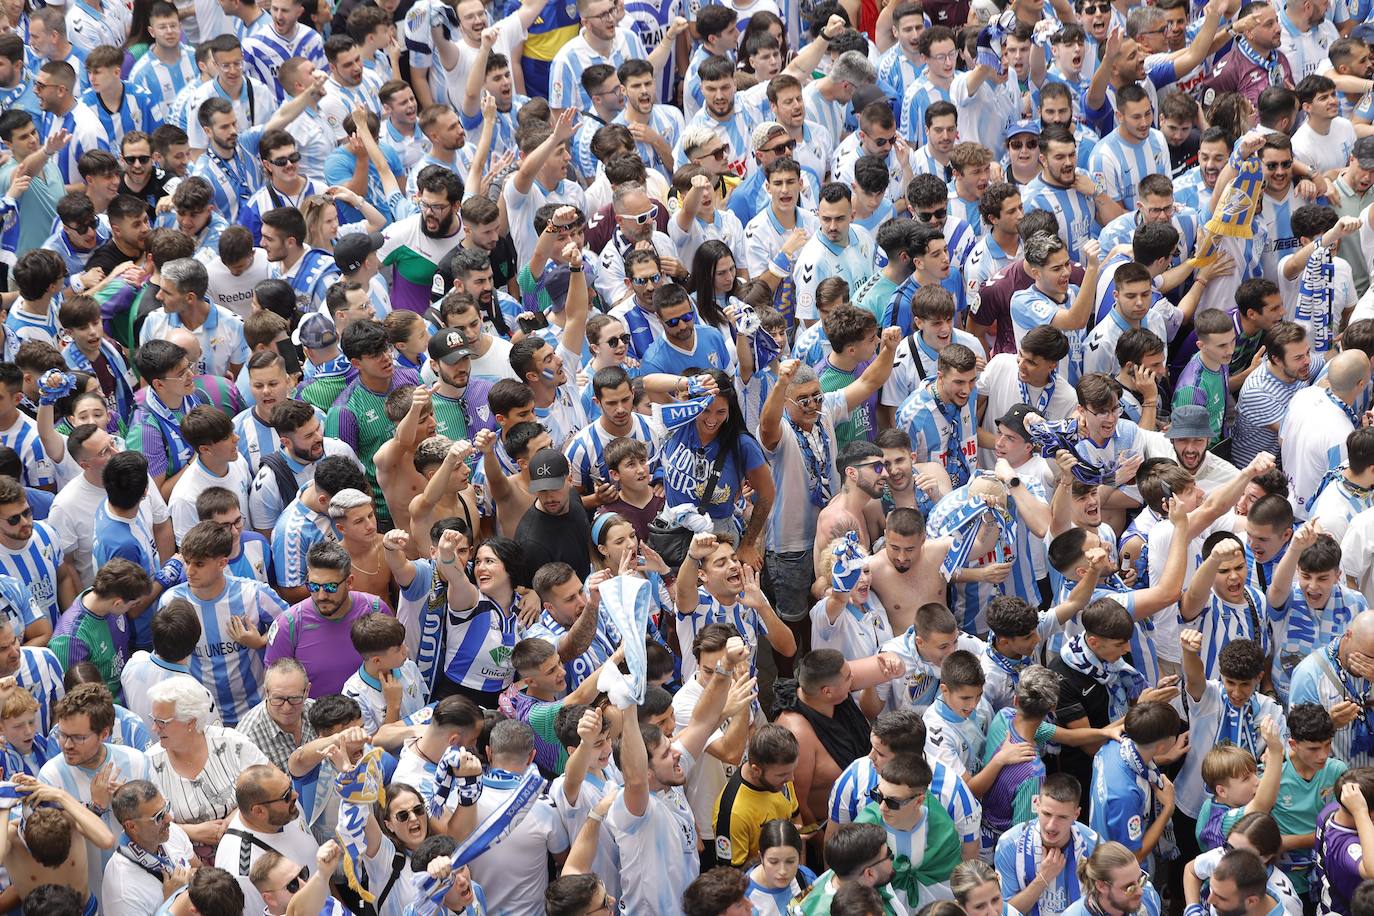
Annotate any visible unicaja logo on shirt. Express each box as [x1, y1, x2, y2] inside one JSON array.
[[489, 645, 512, 668]]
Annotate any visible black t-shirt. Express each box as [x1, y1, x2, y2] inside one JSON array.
[[119, 167, 170, 218], [85, 241, 141, 276], [1048, 656, 1112, 807], [514, 499, 592, 581], [1169, 128, 1201, 180]]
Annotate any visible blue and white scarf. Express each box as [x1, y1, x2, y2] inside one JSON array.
[[450, 767, 544, 867], [1018, 822, 1079, 916], [143, 389, 206, 475], [1027, 418, 1119, 486], [932, 485, 1017, 581], [788, 414, 833, 508], [1296, 240, 1336, 355], [1060, 634, 1146, 719], [596, 575, 652, 707], [63, 338, 137, 422]]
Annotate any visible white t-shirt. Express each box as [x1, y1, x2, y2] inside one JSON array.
[[464, 778, 569, 916], [1147, 513, 1239, 665], [975, 353, 1076, 468], [1292, 117, 1357, 175], [101, 824, 196, 916], [213, 812, 319, 916], [50, 474, 169, 588], [205, 249, 275, 320], [468, 335, 518, 384], [606, 742, 701, 914], [167, 457, 254, 542], [1280, 384, 1354, 520], [670, 677, 730, 842]]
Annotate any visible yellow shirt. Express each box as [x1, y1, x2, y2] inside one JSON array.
[[712, 771, 800, 866]]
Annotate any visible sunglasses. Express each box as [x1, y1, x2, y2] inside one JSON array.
[[699, 146, 727, 161], [267, 152, 301, 167], [630, 273, 662, 286], [763, 139, 797, 155], [1008, 138, 1039, 151], [146, 802, 172, 825], [623, 205, 658, 224], [123, 154, 152, 165], [63, 220, 96, 235], [306, 581, 342, 593], [788, 394, 823, 408], [601, 334, 632, 347], [283, 866, 309, 894], [869, 135, 895, 148], [916, 208, 947, 222], [867, 788, 918, 809], [392, 803, 426, 823], [1264, 159, 1294, 170], [664, 313, 695, 328], [1079, 2, 1110, 12], [1, 508, 32, 526]]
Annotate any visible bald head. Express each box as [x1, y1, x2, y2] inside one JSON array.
[[166, 328, 202, 364], [1328, 348, 1371, 398], [1350, 610, 1374, 655], [235, 763, 283, 809]]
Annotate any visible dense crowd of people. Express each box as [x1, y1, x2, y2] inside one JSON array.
[[1, 0, 1374, 913]]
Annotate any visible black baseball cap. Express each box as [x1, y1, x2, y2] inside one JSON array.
[[428, 328, 475, 364], [333, 231, 384, 274], [527, 448, 570, 493]]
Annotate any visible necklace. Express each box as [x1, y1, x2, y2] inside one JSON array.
[[351, 542, 383, 576]]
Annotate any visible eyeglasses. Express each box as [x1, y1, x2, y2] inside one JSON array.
[[1088, 404, 1124, 419], [788, 394, 823, 408], [763, 138, 797, 155], [664, 313, 695, 328], [591, 84, 624, 97], [63, 220, 96, 235], [1, 507, 32, 526], [601, 334, 632, 348], [867, 787, 918, 808], [1115, 869, 1150, 895], [220, 515, 244, 529], [267, 694, 308, 708], [862, 847, 895, 870], [419, 200, 453, 214], [149, 714, 183, 729], [267, 152, 301, 167], [623, 205, 658, 225], [1264, 159, 1294, 170], [929, 50, 957, 62], [630, 273, 662, 286], [283, 866, 309, 894], [143, 802, 172, 825], [392, 803, 426, 823], [586, 6, 617, 20], [1136, 27, 1164, 36], [916, 208, 946, 222], [1008, 138, 1039, 151], [56, 730, 96, 746], [160, 364, 195, 382], [123, 154, 152, 165], [306, 580, 343, 593]]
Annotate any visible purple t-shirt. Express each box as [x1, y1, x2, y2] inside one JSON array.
[[264, 591, 394, 697], [1316, 800, 1364, 916]]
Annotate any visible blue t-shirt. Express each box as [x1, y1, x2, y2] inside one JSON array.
[[639, 325, 733, 376], [659, 423, 767, 521]]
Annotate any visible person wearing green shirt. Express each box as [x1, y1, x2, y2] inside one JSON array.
[[48, 559, 153, 701], [0, 110, 67, 261], [819, 307, 898, 450], [791, 821, 913, 916], [1273, 702, 1349, 893], [1174, 309, 1235, 451], [856, 220, 919, 322]]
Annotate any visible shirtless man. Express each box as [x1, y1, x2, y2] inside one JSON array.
[[328, 489, 397, 611], [375, 385, 438, 535], [408, 437, 481, 555], [812, 441, 888, 598], [868, 507, 954, 635], [0, 778, 117, 912], [775, 647, 904, 831], [478, 422, 552, 536]]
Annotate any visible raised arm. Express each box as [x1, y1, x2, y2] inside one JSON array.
[[436, 528, 479, 612], [618, 703, 648, 817], [562, 790, 617, 874], [677, 645, 752, 761], [266, 72, 328, 133], [462, 28, 497, 117], [675, 532, 715, 615], [553, 569, 612, 664], [513, 108, 577, 196], [782, 15, 845, 83], [843, 326, 902, 411], [1051, 241, 1102, 331], [1166, 0, 1225, 76], [559, 241, 590, 356], [758, 359, 797, 452], [1179, 628, 1208, 703], [1268, 520, 1319, 609], [1180, 541, 1229, 623], [1245, 718, 1285, 815], [286, 842, 343, 916], [1131, 494, 1191, 617]]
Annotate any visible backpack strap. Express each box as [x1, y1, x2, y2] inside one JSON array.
[[261, 452, 299, 514]]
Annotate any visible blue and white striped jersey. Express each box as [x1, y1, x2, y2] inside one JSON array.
[[14, 645, 64, 734], [243, 24, 326, 100], [1190, 584, 1269, 682], [159, 574, 288, 726], [612, 105, 684, 176], [79, 85, 155, 148], [443, 595, 528, 694], [5, 299, 63, 349], [549, 29, 647, 112], [896, 379, 978, 479], [128, 47, 199, 122], [1088, 128, 1171, 211], [1270, 584, 1368, 704], [317, 71, 385, 139], [184, 77, 277, 150], [66, 0, 132, 54], [0, 414, 52, 494], [947, 192, 982, 234], [803, 80, 850, 151], [240, 177, 324, 245], [877, 46, 925, 115], [1022, 172, 1100, 261], [900, 76, 953, 146], [270, 497, 336, 589], [675, 588, 769, 682], [563, 414, 661, 491], [0, 522, 63, 625], [529, 605, 621, 692], [39, 103, 109, 186], [792, 226, 877, 323], [0, 574, 42, 643]]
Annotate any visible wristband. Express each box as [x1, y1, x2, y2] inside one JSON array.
[[587, 811, 605, 823], [86, 801, 107, 817], [568, 265, 583, 272]]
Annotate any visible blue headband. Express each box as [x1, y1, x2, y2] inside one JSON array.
[[591, 513, 622, 544]]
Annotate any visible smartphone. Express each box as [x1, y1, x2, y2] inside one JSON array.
[[276, 338, 302, 377], [518, 311, 550, 334]]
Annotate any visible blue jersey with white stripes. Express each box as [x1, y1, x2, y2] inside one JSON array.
[[270, 498, 335, 589], [563, 415, 660, 491], [528, 606, 621, 692], [79, 85, 155, 147], [0, 413, 55, 489], [1011, 285, 1087, 385], [160, 575, 287, 726], [243, 24, 326, 100], [1270, 584, 1368, 703], [0, 522, 64, 626], [128, 47, 198, 122], [901, 77, 953, 145], [1088, 128, 1171, 211], [14, 646, 64, 734], [1023, 174, 1100, 261], [877, 47, 924, 119]]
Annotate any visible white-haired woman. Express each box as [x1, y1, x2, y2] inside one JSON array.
[[328, 487, 396, 610], [144, 678, 269, 863]]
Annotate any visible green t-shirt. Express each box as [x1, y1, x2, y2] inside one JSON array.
[[1173, 359, 1228, 445], [982, 711, 1057, 826], [819, 360, 874, 449], [48, 595, 124, 701], [325, 380, 399, 522], [299, 373, 349, 415], [1274, 756, 1348, 891], [430, 390, 469, 441], [857, 275, 900, 324]]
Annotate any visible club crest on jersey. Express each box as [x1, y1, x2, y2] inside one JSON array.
[[1127, 814, 1143, 841]]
